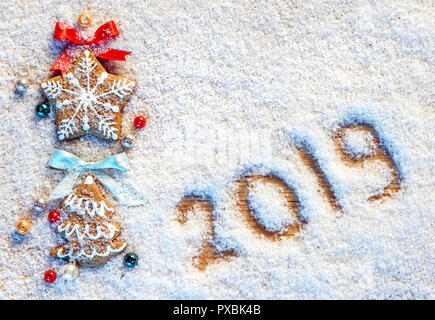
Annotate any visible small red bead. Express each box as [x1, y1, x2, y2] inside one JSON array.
[[48, 210, 60, 223], [44, 270, 57, 283], [134, 116, 146, 129]]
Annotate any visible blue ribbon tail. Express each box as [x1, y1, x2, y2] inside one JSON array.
[[47, 169, 82, 202], [94, 170, 147, 207]]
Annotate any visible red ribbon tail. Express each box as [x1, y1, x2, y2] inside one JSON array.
[[96, 49, 131, 61], [93, 20, 120, 43], [51, 50, 73, 74]]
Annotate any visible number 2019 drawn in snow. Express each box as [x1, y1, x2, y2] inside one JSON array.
[[176, 121, 402, 271]]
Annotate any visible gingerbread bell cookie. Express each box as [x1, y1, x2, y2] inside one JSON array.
[[51, 175, 127, 267]]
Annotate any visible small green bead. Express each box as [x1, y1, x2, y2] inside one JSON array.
[[36, 103, 50, 118], [124, 253, 138, 268]]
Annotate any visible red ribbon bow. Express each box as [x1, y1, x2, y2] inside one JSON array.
[[51, 20, 131, 74]]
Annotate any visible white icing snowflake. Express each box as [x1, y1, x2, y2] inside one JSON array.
[[41, 49, 136, 141]]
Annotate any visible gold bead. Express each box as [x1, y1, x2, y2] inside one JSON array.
[[16, 218, 31, 235], [78, 13, 92, 28]]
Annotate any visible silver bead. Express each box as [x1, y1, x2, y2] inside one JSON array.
[[121, 135, 134, 148], [34, 198, 45, 213], [60, 263, 79, 281], [15, 79, 28, 95]]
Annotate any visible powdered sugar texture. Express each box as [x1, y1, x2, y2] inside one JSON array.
[[341, 129, 376, 159], [246, 179, 297, 232]]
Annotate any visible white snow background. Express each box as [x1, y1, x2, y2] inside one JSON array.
[[0, 0, 433, 299]]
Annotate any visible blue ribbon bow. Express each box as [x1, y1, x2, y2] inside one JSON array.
[[47, 149, 146, 206]]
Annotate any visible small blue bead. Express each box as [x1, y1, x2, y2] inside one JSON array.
[[36, 103, 50, 118], [124, 253, 138, 268]]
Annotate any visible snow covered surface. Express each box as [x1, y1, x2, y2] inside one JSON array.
[[341, 129, 376, 159], [0, 0, 434, 299], [247, 179, 297, 232]]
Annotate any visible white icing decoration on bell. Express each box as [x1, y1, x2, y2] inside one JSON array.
[[57, 242, 127, 259], [57, 222, 120, 242], [63, 193, 114, 218], [84, 175, 94, 185]]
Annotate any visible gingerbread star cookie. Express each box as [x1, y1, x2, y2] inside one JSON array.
[[41, 49, 136, 141], [50, 175, 127, 267]]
